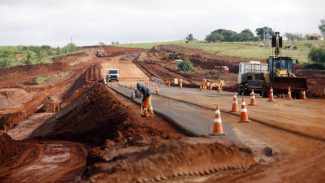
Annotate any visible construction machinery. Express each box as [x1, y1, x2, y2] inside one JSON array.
[[96, 49, 111, 57], [261, 32, 307, 98], [238, 61, 268, 95]]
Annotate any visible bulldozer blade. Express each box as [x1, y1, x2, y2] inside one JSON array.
[[273, 77, 307, 91]]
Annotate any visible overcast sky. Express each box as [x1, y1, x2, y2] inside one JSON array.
[[0, 0, 324, 46]]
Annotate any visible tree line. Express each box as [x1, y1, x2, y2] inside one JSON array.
[[0, 43, 77, 68], [185, 19, 325, 43]]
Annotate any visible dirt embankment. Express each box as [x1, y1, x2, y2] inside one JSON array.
[[32, 83, 178, 146], [101, 46, 145, 57], [0, 63, 66, 82], [0, 133, 35, 175], [0, 88, 50, 130], [296, 69, 325, 96], [61, 64, 102, 105], [0, 88, 34, 110]]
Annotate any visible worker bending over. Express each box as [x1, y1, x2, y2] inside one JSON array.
[[137, 83, 154, 117]]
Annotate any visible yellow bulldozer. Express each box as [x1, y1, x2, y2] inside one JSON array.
[[261, 32, 307, 98]]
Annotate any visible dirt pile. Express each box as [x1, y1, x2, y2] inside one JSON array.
[[52, 51, 96, 66], [0, 88, 34, 110], [296, 69, 325, 96], [0, 88, 50, 130], [61, 64, 102, 106], [32, 83, 177, 145], [86, 140, 255, 182]]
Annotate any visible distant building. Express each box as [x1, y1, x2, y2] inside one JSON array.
[[305, 33, 322, 40], [173, 59, 183, 64]]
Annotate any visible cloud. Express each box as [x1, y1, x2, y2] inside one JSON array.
[[0, 0, 324, 46]]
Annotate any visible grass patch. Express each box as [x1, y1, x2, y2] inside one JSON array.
[[35, 76, 52, 84]]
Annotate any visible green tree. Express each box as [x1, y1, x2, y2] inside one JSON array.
[[319, 19, 325, 37], [255, 27, 274, 40], [212, 29, 237, 41], [177, 60, 194, 72], [185, 34, 195, 43], [205, 33, 224, 42], [240, 29, 258, 41], [205, 29, 258, 42], [308, 48, 325, 65]]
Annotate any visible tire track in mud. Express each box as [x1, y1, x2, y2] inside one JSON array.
[[88, 141, 256, 183], [1, 141, 87, 183]]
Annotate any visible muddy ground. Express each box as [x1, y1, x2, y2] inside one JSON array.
[[0, 45, 324, 183]]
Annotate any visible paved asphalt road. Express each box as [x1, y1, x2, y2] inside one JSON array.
[[107, 83, 238, 142]]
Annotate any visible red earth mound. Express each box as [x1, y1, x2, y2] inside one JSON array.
[[101, 46, 144, 57], [0, 88, 34, 110], [0, 63, 65, 81], [0, 132, 36, 176], [32, 83, 180, 146]]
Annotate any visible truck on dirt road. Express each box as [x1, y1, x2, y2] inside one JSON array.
[[106, 69, 120, 82], [238, 61, 268, 95]]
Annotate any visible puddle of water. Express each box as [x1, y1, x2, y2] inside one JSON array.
[[47, 144, 64, 147], [41, 151, 70, 163], [22, 164, 58, 172], [21, 146, 71, 174]]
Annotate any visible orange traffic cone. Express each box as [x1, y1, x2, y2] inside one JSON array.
[[155, 86, 159, 95], [268, 87, 274, 102], [249, 90, 256, 105], [239, 98, 249, 122], [231, 93, 238, 112], [301, 91, 306, 99], [287, 86, 292, 99], [211, 106, 224, 136]]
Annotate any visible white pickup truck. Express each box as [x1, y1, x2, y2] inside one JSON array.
[[106, 69, 120, 82]]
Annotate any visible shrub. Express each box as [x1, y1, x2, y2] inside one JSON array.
[[0, 58, 10, 67], [177, 60, 194, 72], [308, 48, 325, 65]]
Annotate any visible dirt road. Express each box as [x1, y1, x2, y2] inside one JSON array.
[[100, 55, 149, 84]]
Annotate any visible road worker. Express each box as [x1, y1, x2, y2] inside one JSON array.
[[136, 83, 154, 117], [179, 78, 183, 88]]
